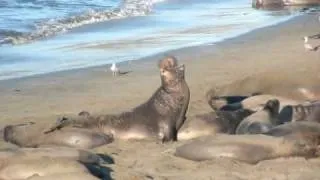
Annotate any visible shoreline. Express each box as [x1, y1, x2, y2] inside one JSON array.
[[0, 6, 307, 82], [0, 12, 302, 83]]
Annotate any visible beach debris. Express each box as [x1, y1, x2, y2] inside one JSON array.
[[110, 62, 120, 76], [304, 36, 318, 51]]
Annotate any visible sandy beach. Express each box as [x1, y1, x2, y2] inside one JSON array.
[[1, 12, 320, 179]]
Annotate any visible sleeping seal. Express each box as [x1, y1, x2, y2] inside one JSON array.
[[3, 122, 113, 149], [207, 92, 300, 112], [235, 99, 280, 134], [177, 109, 254, 140], [205, 89, 259, 111], [45, 56, 190, 142], [175, 132, 320, 164], [20, 172, 99, 180], [277, 101, 320, 124], [264, 121, 320, 137], [0, 147, 105, 164], [0, 157, 91, 180]]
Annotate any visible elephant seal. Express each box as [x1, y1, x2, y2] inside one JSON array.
[[46, 56, 190, 142], [3, 122, 113, 149], [0, 147, 106, 164], [0, 157, 91, 180], [264, 121, 320, 137], [175, 132, 320, 164], [235, 99, 280, 134], [277, 101, 320, 124], [206, 89, 262, 111], [178, 109, 254, 140], [296, 87, 320, 101], [219, 94, 300, 112], [20, 172, 99, 180]]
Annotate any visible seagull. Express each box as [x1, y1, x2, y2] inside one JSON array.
[[110, 62, 120, 76], [304, 36, 317, 51]]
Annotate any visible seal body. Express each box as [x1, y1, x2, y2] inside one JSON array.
[[223, 94, 299, 112], [0, 157, 90, 180], [0, 147, 105, 164], [207, 93, 300, 112], [175, 132, 320, 164], [47, 56, 190, 142], [19, 172, 100, 180], [264, 121, 320, 137], [178, 109, 254, 140], [206, 88, 256, 111], [235, 99, 280, 134], [278, 101, 320, 124], [3, 122, 113, 149]]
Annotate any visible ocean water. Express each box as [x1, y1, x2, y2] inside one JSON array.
[[0, 0, 311, 80]]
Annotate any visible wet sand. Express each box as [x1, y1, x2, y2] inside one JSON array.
[[0, 13, 320, 179]]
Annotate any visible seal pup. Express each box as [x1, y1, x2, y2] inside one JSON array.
[[235, 99, 280, 134], [3, 122, 113, 149], [46, 56, 190, 142], [177, 109, 254, 140], [175, 132, 320, 164]]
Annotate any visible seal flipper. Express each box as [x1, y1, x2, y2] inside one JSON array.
[[161, 120, 178, 143], [220, 102, 244, 111], [278, 105, 293, 124], [43, 117, 71, 134]]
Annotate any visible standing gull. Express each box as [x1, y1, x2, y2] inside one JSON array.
[[304, 36, 317, 51], [110, 62, 120, 76]]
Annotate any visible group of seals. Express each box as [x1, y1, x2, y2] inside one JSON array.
[[175, 88, 320, 163], [2, 54, 320, 177]]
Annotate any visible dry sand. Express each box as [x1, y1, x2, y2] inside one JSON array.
[[0, 12, 320, 179]]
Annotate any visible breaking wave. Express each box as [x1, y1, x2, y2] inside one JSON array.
[[0, 0, 162, 45]]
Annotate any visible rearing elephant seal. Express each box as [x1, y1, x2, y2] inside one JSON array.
[[46, 56, 190, 142], [235, 99, 280, 134]]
